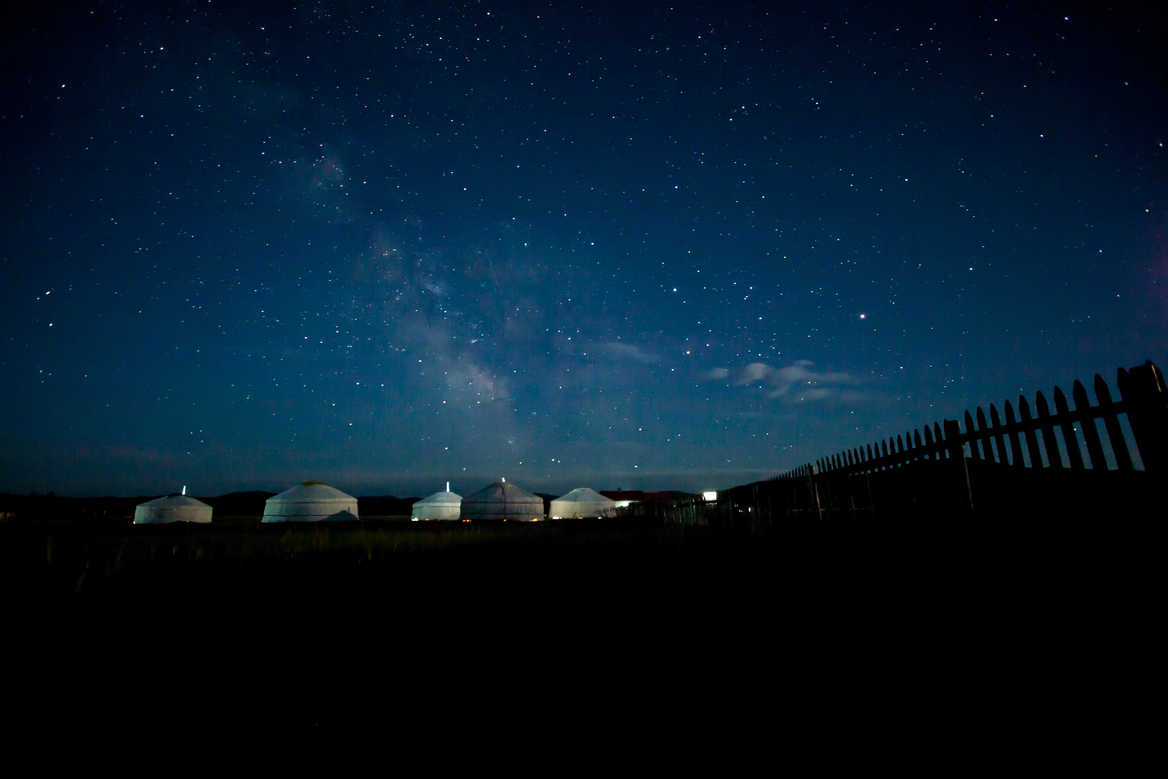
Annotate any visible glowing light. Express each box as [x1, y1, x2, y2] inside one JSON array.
[[702, 491, 718, 501]]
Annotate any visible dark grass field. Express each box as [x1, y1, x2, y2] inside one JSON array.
[[1, 500, 1149, 744], [0, 497, 1139, 599], [1, 513, 784, 594]]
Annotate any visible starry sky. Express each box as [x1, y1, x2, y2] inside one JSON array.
[[2, 1, 1165, 497]]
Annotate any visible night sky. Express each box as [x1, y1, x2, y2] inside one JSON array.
[[2, 1, 1165, 497]]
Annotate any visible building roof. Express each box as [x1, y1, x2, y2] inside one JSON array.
[[263, 481, 359, 522], [553, 487, 614, 504], [133, 494, 213, 524], [460, 479, 544, 520], [412, 482, 462, 520], [550, 487, 617, 518], [413, 482, 462, 505], [268, 481, 355, 504]]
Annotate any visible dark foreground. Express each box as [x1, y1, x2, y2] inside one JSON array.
[[0, 510, 1080, 595], [1, 511, 1149, 750]]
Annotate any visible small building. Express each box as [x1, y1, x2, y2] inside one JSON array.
[[549, 487, 618, 519], [133, 492, 213, 525], [262, 482, 359, 523], [459, 478, 544, 521], [411, 481, 462, 521]]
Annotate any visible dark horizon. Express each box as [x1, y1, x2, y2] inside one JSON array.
[[0, 468, 747, 501]]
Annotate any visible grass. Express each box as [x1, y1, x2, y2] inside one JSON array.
[[0, 512, 745, 594]]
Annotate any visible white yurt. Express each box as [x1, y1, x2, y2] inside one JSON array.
[[549, 487, 618, 519], [411, 481, 462, 521], [262, 481, 359, 523], [459, 478, 544, 522], [133, 490, 213, 525]]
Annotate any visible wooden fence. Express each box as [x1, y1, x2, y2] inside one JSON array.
[[692, 359, 1168, 529]]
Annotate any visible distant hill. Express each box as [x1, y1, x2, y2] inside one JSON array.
[[201, 491, 275, 517], [599, 490, 697, 503], [0, 493, 140, 522], [356, 496, 417, 516]]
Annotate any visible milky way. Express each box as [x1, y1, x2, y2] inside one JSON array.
[[2, 2, 1165, 496]]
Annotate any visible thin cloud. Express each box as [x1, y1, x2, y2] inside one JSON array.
[[593, 342, 660, 364], [736, 362, 772, 385], [721, 359, 865, 402]]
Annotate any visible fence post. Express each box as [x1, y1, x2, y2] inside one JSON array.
[[944, 418, 975, 515], [1117, 361, 1168, 473], [808, 462, 823, 521]]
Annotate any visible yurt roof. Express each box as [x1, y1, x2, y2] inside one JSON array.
[[552, 487, 615, 504], [414, 486, 462, 505], [134, 492, 213, 524], [268, 481, 356, 503], [138, 494, 212, 509], [462, 479, 541, 503]]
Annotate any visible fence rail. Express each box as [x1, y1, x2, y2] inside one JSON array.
[[794, 361, 1165, 478], [692, 359, 1168, 528]]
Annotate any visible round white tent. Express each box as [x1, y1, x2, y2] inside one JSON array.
[[262, 482, 359, 523], [412, 481, 462, 521], [459, 478, 544, 522], [134, 494, 213, 525], [549, 487, 618, 519]]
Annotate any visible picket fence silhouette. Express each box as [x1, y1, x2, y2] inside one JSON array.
[[689, 359, 1168, 527]]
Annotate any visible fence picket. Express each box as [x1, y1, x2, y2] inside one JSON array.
[[923, 425, 935, 459], [933, 423, 945, 459], [1017, 396, 1044, 468], [989, 404, 1008, 464], [975, 407, 994, 462], [1094, 374, 1133, 471], [1034, 391, 1063, 469], [1072, 380, 1108, 469], [1052, 386, 1085, 470], [1003, 401, 1025, 466], [963, 411, 978, 459], [943, 418, 965, 463]]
